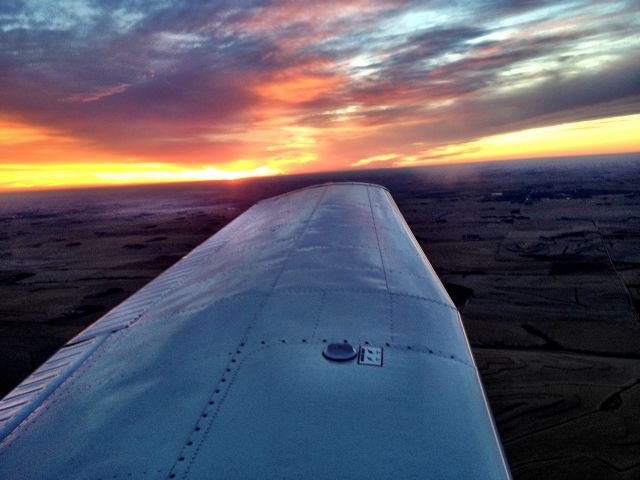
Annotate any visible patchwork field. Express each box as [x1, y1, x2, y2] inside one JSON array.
[[1, 153, 639, 478]]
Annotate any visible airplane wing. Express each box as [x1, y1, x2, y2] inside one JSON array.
[[0, 182, 511, 479]]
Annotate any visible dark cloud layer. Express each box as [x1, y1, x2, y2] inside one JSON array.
[[0, 0, 638, 166]]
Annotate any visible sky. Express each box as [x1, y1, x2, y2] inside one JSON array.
[[1, 0, 639, 190]]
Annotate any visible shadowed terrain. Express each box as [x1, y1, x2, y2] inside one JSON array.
[[1, 153, 639, 478]]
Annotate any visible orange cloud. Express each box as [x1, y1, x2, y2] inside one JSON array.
[[252, 67, 343, 105], [0, 118, 67, 145]]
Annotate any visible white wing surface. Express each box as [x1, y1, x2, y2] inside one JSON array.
[[0, 182, 511, 479]]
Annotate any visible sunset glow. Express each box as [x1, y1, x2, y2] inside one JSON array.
[[0, 162, 281, 190], [389, 114, 640, 166], [1, 1, 639, 190]]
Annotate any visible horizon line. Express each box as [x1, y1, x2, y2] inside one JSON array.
[[2, 151, 638, 194]]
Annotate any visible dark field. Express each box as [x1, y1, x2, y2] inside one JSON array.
[[1, 153, 639, 479]]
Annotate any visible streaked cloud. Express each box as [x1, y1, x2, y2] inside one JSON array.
[[64, 83, 132, 103], [0, 0, 638, 189]]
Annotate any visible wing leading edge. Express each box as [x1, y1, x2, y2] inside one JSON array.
[[0, 182, 511, 479]]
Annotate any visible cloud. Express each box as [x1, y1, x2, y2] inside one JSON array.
[[0, 0, 638, 172], [352, 153, 401, 167], [64, 83, 132, 103]]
